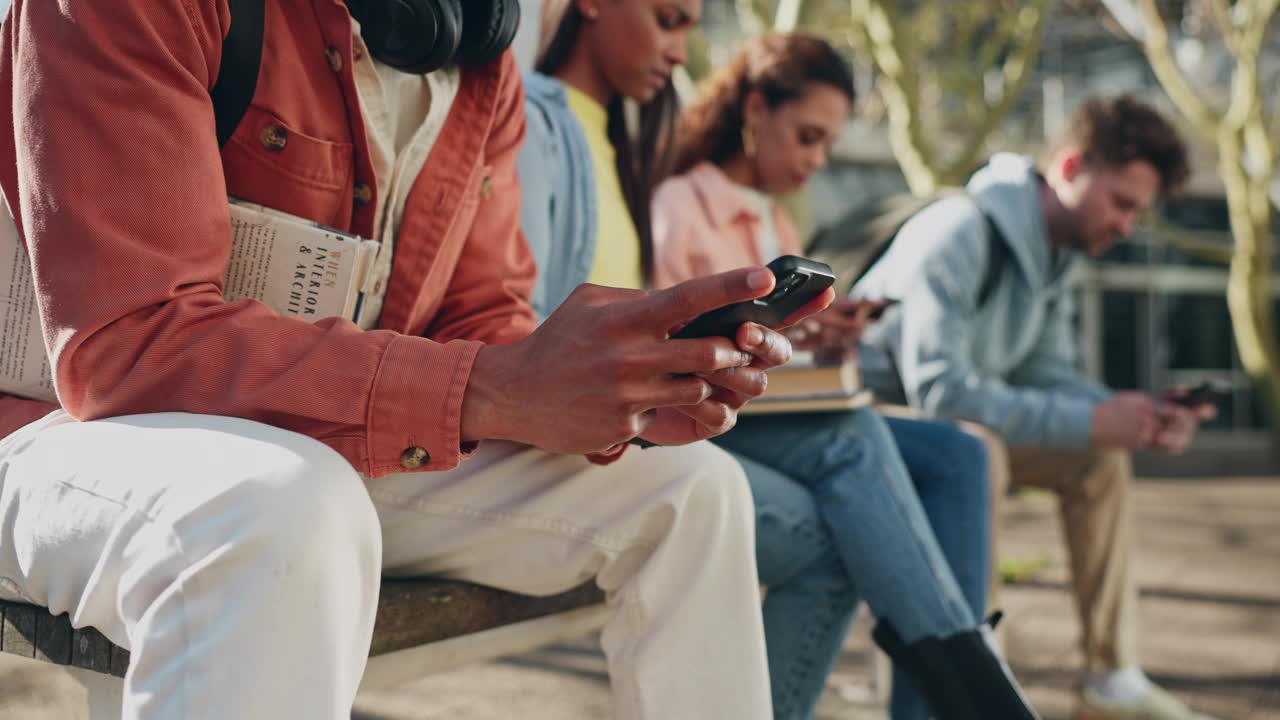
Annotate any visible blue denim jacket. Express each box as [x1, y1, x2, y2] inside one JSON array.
[[516, 72, 597, 321]]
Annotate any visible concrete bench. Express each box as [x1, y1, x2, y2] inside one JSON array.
[[1, 579, 606, 715]]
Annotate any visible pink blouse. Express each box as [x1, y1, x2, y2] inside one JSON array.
[[650, 162, 802, 289]]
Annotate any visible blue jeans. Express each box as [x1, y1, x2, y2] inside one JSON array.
[[723, 408, 990, 720], [883, 415, 991, 720]]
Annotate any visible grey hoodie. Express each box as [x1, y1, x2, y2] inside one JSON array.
[[855, 153, 1110, 447]]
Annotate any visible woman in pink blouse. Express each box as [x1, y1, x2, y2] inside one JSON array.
[[652, 33, 1038, 720]]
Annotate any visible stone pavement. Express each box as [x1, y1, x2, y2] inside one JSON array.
[[993, 477, 1280, 720], [3, 476, 1277, 719]]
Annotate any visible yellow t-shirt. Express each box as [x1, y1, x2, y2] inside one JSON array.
[[565, 86, 645, 291]]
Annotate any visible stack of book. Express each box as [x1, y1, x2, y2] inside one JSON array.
[[742, 350, 871, 415]]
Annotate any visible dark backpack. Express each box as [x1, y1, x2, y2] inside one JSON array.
[[0, 2, 260, 147], [808, 189, 1010, 308], [211, 0, 266, 147]]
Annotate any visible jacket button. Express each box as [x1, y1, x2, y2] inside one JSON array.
[[353, 183, 373, 207], [400, 446, 430, 469], [259, 125, 288, 152], [479, 176, 492, 199], [325, 46, 343, 73]]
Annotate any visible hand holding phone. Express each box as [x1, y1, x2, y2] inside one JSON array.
[[630, 258, 833, 449], [627, 262, 832, 449], [1153, 382, 1223, 453], [1164, 380, 1231, 409], [784, 297, 890, 352]]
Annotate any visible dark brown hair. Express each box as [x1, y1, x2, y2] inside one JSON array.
[[672, 32, 855, 176], [1046, 95, 1190, 196], [537, 5, 678, 282]]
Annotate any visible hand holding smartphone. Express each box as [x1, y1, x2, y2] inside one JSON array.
[[631, 257, 835, 448], [1164, 380, 1231, 409]]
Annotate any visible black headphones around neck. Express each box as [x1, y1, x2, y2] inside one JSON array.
[[344, 0, 520, 75]]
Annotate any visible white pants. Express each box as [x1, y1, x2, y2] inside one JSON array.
[[0, 411, 771, 720]]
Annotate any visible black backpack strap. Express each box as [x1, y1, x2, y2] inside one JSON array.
[[975, 209, 1010, 308], [210, 0, 265, 148]]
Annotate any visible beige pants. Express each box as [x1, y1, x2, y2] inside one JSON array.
[[980, 432, 1140, 672], [0, 411, 772, 720]]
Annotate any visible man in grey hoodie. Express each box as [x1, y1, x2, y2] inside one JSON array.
[[855, 96, 1216, 720]]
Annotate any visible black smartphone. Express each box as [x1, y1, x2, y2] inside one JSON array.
[[671, 256, 836, 339], [1167, 380, 1232, 408]]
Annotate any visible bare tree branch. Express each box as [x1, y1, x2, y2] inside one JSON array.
[[943, 0, 1050, 181], [852, 0, 942, 194], [1264, 0, 1280, 151], [1221, 0, 1278, 131], [1261, 0, 1280, 25], [1135, 0, 1222, 140], [1205, 0, 1241, 56], [953, 3, 980, 65], [977, 4, 1023, 71], [735, 0, 768, 35], [1096, 0, 1148, 40], [774, 0, 806, 31], [849, 0, 1050, 191]]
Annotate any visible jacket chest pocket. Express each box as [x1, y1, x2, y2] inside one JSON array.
[[220, 105, 355, 226]]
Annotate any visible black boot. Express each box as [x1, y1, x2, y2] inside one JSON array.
[[872, 611, 1040, 720]]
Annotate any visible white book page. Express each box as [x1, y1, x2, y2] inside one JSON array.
[[0, 205, 56, 403]]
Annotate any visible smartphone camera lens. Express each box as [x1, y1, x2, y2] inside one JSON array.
[[765, 272, 807, 304]]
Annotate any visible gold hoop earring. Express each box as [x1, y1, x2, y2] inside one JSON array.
[[742, 127, 757, 158]]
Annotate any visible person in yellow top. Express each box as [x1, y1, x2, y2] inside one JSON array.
[[564, 84, 645, 290]]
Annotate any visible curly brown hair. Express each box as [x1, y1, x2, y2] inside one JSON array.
[[1046, 95, 1190, 196], [673, 33, 856, 176]]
